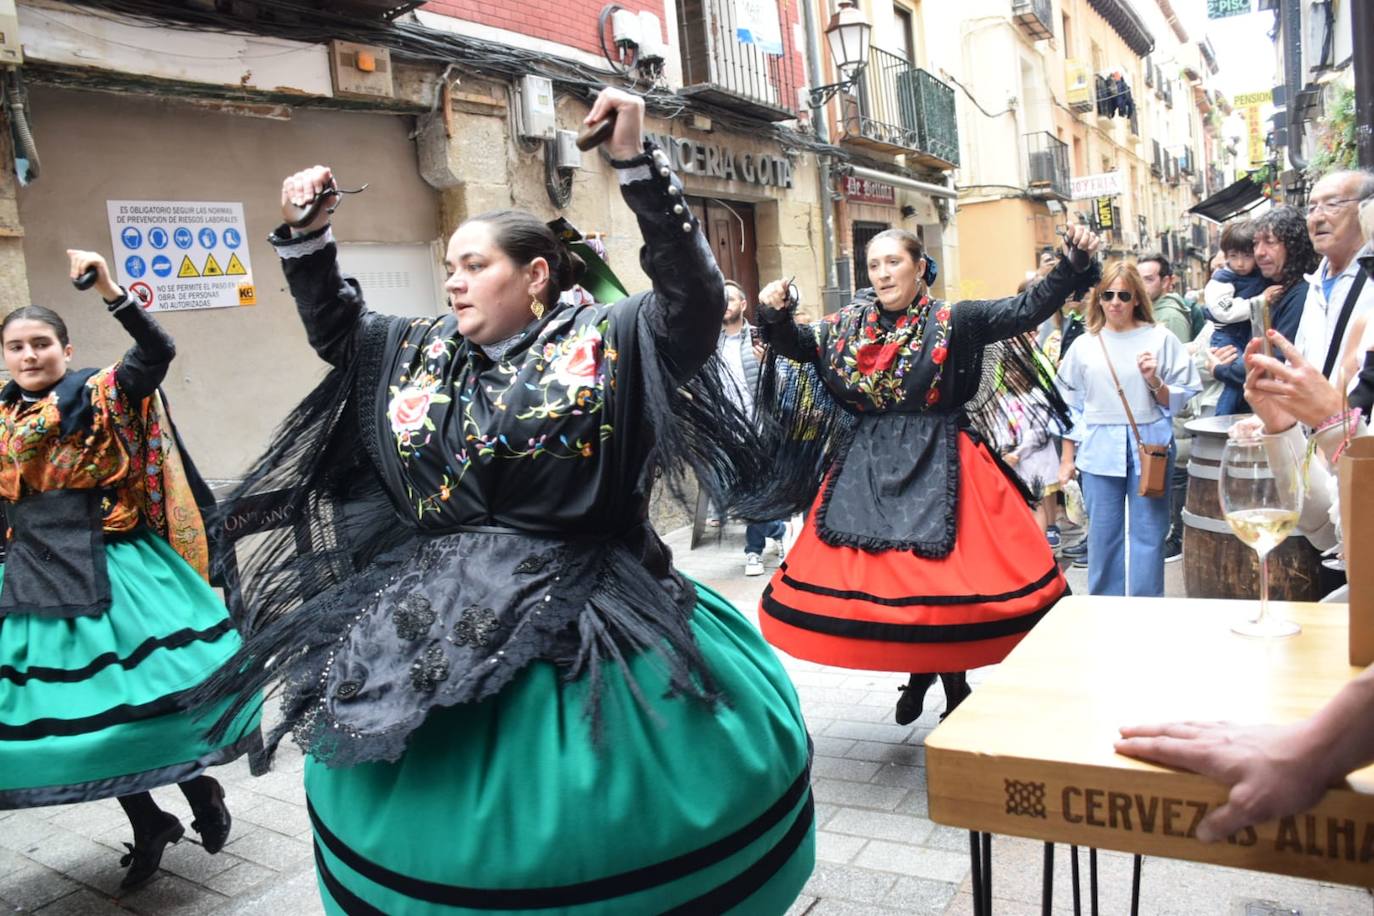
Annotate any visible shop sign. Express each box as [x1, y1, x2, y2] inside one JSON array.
[[1245, 106, 1266, 167], [1094, 196, 1115, 230], [1206, 0, 1251, 20], [1070, 171, 1124, 200], [106, 200, 255, 312], [1233, 90, 1272, 107], [644, 131, 794, 189], [843, 176, 896, 205]]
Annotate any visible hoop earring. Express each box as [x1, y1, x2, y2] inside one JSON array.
[[530, 295, 545, 321]]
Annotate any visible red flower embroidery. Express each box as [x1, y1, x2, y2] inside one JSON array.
[[926, 387, 941, 406], [936, 306, 951, 323], [864, 326, 878, 340], [856, 342, 901, 375], [931, 345, 948, 365]]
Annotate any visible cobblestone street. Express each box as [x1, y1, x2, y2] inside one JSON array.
[[2, 521, 1370, 915]]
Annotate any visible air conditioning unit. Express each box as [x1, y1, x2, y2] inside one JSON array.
[[1028, 150, 1057, 186]]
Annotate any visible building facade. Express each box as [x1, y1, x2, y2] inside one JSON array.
[[948, 0, 1228, 296], [0, 0, 831, 480]]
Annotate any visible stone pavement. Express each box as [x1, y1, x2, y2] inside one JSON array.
[[2, 520, 1369, 915]]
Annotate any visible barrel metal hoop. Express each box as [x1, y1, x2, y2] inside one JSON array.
[[1180, 508, 1235, 534]]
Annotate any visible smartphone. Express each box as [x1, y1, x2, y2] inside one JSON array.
[[1252, 296, 1273, 357], [749, 326, 761, 347]]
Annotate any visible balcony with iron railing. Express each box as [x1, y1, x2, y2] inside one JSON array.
[[1150, 139, 1163, 178], [676, 0, 800, 121], [1012, 0, 1053, 40], [839, 46, 959, 168], [1025, 132, 1070, 200]]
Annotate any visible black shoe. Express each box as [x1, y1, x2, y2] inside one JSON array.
[[1060, 539, 1088, 559], [894, 673, 936, 725], [119, 812, 184, 889], [188, 777, 232, 855], [938, 672, 971, 721], [1164, 540, 1183, 563]]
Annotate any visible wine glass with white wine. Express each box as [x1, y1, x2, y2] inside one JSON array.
[[1219, 433, 1305, 638]]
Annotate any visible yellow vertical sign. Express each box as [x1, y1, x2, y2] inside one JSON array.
[[1245, 106, 1265, 167]]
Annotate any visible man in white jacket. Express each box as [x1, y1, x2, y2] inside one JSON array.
[[1293, 169, 1374, 381]]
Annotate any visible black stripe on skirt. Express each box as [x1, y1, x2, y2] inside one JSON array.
[[310, 762, 813, 910]]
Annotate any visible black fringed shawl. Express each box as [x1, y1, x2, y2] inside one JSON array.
[[198, 158, 773, 767], [747, 255, 1099, 555]]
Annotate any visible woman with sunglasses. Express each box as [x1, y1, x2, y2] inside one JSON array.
[[1056, 262, 1201, 596]]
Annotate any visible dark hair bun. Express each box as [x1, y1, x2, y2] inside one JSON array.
[[556, 247, 587, 293]]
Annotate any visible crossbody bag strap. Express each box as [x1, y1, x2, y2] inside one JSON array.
[[1096, 332, 1147, 445], [1321, 267, 1369, 379]]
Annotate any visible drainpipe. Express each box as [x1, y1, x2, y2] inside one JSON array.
[[1280, 0, 1307, 172], [1354, 0, 1373, 168], [801, 0, 841, 311]]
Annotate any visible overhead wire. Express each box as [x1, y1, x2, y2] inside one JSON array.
[[57, 0, 844, 156]]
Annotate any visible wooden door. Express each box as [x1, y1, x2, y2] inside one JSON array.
[[688, 196, 760, 320]]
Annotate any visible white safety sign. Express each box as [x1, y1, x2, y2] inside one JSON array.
[[106, 201, 256, 311]]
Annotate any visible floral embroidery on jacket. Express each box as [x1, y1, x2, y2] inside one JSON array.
[[823, 296, 952, 411], [388, 310, 619, 521]]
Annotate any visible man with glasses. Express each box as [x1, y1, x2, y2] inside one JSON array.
[[1295, 169, 1374, 381]]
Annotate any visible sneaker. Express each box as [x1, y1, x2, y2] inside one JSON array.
[[744, 553, 764, 576], [768, 536, 786, 562], [1072, 554, 1089, 568], [1164, 541, 1183, 563], [1060, 539, 1088, 559], [1046, 525, 1062, 549]]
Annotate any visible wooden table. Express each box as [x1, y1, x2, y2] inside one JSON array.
[[926, 596, 1374, 912]]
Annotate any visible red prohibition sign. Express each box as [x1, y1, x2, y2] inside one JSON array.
[[129, 281, 154, 309]]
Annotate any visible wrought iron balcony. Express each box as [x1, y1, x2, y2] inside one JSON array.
[[677, 0, 800, 121], [839, 47, 959, 168], [1150, 139, 1164, 178], [1012, 0, 1053, 40], [1025, 132, 1070, 200]]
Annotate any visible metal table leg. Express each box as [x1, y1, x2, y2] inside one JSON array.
[[1089, 847, 1099, 916], [981, 832, 993, 912], [1070, 846, 1081, 916], [1131, 854, 1143, 916], [1042, 843, 1054, 916], [970, 831, 985, 916]]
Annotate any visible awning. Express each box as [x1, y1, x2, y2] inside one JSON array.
[[1188, 176, 1266, 223]]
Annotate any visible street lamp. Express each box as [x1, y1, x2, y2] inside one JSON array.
[[808, 0, 872, 108]]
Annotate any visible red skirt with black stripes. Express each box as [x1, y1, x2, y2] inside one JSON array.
[[759, 432, 1066, 673]]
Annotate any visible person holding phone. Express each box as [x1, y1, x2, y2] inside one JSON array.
[[1055, 263, 1201, 597], [716, 280, 788, 575]]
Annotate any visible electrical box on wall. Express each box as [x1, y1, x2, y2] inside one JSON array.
[[329, 41, 393, 99], [518, 74, 557, 140], [0, 0, 23, 66], [554, 130, 582, 169]]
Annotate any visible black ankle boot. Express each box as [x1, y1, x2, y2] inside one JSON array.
[[184, 776, 232, 855], [895, 672, 937, 725], [119, 811, 184, 889], [938, 672, 971, 720]]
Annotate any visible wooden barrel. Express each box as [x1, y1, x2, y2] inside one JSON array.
[[1183, 415, 1323, 600]]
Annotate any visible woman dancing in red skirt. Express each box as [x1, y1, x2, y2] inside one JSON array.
[[753, 225, 1100, 724]]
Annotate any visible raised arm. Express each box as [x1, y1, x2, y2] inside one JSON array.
[[593, 91, 725, 381], [272, 165, 371, 368], [955, 225, 1102, 347], [68, 249, 175, 401], [755, 278, 826, 364]]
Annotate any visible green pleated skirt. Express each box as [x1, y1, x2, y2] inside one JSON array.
[[0, 528, 261, 808], [306, 580, 815, 915]]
